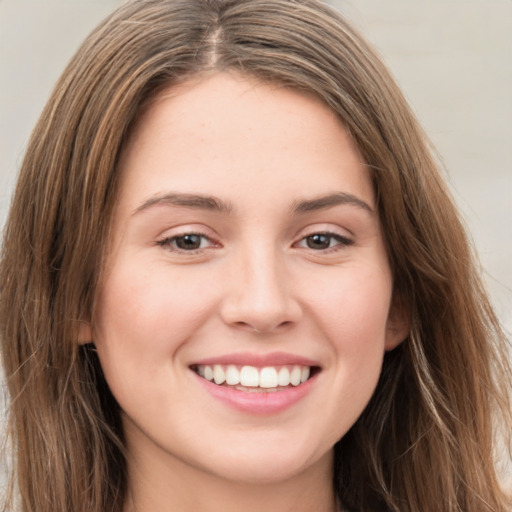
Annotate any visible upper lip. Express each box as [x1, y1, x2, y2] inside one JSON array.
[[190, 351, 320, 368]]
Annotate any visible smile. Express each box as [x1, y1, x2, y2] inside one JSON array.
[[190, 353, 320, 414], [193, 364, 312, 391]]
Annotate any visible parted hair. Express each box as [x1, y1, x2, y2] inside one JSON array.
[[1, 1, 511, 511]]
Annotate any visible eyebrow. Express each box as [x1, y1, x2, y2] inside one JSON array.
[[133, 191, 373, 216], [293, 192, 374, 214], [133, 192, 233, 215]]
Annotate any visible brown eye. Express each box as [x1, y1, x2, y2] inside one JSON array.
[[158, 233, 214, 252], [296, 232, 353, 251], [174, 234, 203, 250], [306, 234, 332, 250]]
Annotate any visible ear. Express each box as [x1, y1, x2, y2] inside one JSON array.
[[384, 292, 410, 351], [78, 320, 93, 345]]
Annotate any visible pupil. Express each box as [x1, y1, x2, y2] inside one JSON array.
[[176, 234, 201, 250], [307, 234, 330, 249]]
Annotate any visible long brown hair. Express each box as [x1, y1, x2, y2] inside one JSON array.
[[1, 1, 510, 510]]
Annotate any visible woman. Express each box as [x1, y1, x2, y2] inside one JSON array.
[[1, 1, 510, 511]]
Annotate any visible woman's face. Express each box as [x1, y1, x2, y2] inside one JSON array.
[[88, 72, 408, 485]]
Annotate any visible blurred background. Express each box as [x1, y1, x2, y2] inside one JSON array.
[[1, 0, 511, 487]]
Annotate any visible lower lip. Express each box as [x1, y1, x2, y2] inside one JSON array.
[[193, 372, 317, 415]]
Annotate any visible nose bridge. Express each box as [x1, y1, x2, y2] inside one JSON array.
[[221, 240, 300, 332]]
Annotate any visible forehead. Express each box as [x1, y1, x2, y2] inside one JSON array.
[[116, 71, 374, 215]]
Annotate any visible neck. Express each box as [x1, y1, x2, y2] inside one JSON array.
[[123, 447, 337, 512]]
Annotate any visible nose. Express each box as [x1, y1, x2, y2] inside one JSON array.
[[219, 245, 302, 334]]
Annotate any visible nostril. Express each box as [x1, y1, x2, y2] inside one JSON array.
[[233, 319, 295, 334], [233, 321, 260, 332]]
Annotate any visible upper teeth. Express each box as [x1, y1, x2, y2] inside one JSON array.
[[196, 364, 311, 388]]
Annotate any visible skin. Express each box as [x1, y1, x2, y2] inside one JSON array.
[[83, 72, 408, 512]]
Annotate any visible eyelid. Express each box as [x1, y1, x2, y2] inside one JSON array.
[[155, 224, 354, 255], [292, 222, 356, 257], [295, 232, 352, 249], [293, 223, 353, 241], [156, 225, 221, 254]]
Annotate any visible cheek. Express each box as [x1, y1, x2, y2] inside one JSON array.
[[310, 263, 392, 347], [92, 260, 215, 375], [306, 265, 392, 430], [91, 262, 220, 422]]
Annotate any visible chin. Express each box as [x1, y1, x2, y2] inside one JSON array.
[[196, 443, 332, 485]]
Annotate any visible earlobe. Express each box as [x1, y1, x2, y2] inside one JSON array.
[[384, 293, 410, 351], [78, 320, 93, 345]]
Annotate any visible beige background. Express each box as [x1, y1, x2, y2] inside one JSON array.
[[1, 0, 511, 487]]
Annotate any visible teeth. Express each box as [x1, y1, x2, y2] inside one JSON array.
[[290, 366, 302, 386], [225, 365, 240, 385], [204, 365, 214, 382], [240, 366, 259, 387], [278, 366, 291, 386], [196, 364, 313, 389], [213, 365, 225, 385], [259, 367, 278, 388]]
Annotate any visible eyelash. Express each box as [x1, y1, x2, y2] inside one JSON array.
[[156, 233, 217, 253], [156, 231, 353, 254], [294, 232, 354, 252]]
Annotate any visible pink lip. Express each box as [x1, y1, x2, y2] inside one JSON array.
[[193, 373, 318, 415], [194, 375, 317, 415], [190, 351, 319, 368], [189, 351, 320, 415]]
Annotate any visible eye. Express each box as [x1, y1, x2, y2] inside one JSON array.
[[157, 233, 215, 252], [296, 232, 353, 251]]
